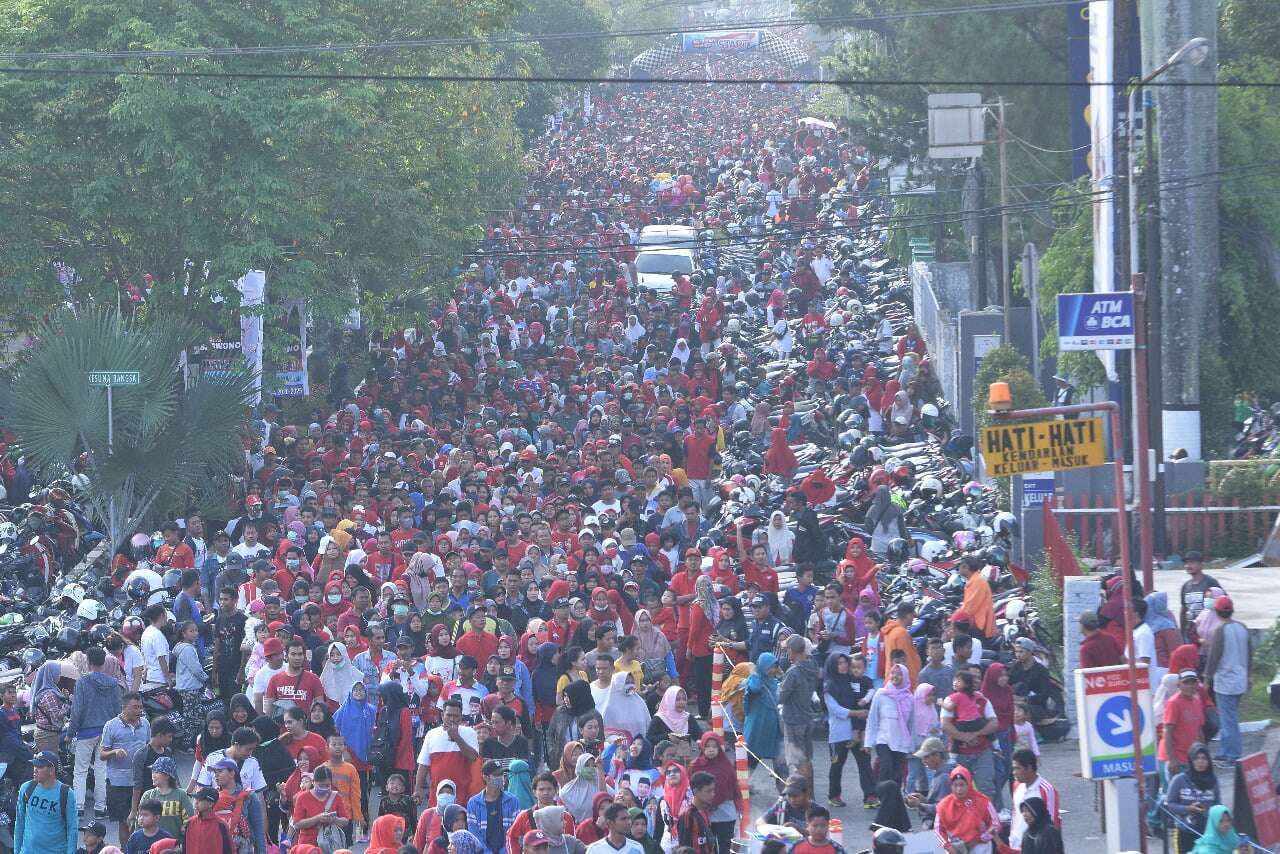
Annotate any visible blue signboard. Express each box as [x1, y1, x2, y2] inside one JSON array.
[[1022, 474, 1054, 509], [1057, 292, 1135, 351]]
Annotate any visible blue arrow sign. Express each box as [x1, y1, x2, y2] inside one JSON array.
[[1096, 695, 1144, 749]]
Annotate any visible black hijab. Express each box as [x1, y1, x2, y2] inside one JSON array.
[[197, 709, 232, 760], [307, 699, 336, 739], [565, 679, 595, 718], [873, 780, 912, 832], [1019, 797, 1064, 854], [823, 654, 859, 710], [1185, 743, 1216, 789], [717, 597, 748, 643]]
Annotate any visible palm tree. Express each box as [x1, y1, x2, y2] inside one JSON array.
[[2, 306, 258, 548]]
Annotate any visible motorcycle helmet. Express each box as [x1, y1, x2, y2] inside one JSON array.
[[994, 511, 1019, 539], [829, 313, 845, 328], [162, 567, 183, 593], [61, 583, 85, 606], [921, 540, 948, 562], [127, 576, 153, 601], [952, 530, 976, 551], [918, 477, 943, 500], [121, 615, 145, 642], [920, 402, 940, 426], [963, 481, 985, 500], [725, 317, 742, 334], [76, 599, 102, 621], [129, 532, 152, 560], [906, 557, 928, 575], [975, 524, 995, 547], [982, 564, 1000, 587], [20, 648, 44, 671], [89, 623, 114, 645], [885, 538, 909, 565], [1005, 598, 1027, 621], [872, 827, 907, 854], [987, 545, 1010, 568], [54, 627, 80, 653]]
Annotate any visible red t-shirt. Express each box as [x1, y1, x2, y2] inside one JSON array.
[[682, 434, 716, 480], [282, 730, 329, 762], [456, 631, 499, 664], [291, 787, 350, 847], [669, 571, 699, 641], [743, 560, 779, 593], [154, 543, 195, 570], [266, 669, 326, 711], [1159, 692, 1205, 765]]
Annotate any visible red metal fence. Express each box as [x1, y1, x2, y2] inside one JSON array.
[[1052, 493, 1280, 561]]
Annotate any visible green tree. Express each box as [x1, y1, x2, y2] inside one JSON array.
[[0, 308, 257, 547], [0, 0, 527, 336], [972, 345, 1049, 507], [504, 0, 613, 138]]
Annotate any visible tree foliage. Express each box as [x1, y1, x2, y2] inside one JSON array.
[[972, 345, 1049, 432], [506, 0, 613, 138], [1, 307, 257, 546], [0, 0, 528, 335]]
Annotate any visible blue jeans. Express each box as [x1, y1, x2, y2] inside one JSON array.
[[991, 730, 1013, 812], [1215, 690, 1243, 760], [951, 749, 997, 803]]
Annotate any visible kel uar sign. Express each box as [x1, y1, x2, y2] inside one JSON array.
[[1057, 292, 1135, 350], [980, 416, 1106, 476], [1075, 665, 1156, 780]]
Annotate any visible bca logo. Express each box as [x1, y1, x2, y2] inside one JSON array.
[[1084, 300, 1131, 331]]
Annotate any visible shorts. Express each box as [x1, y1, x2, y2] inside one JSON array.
[[783, 721, 815, 766], [107, 784, 134, 821]]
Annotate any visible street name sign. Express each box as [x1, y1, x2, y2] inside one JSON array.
[[87, 371, 141, 386], [980, 416, 1106, 476]]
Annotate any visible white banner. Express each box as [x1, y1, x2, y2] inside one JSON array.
[[1087, 0, 1116, 379], [680, 30, 760, 53], [236, 270, 266, 404]]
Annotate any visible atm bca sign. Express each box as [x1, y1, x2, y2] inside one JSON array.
[[1057, 292, 1135, 351]]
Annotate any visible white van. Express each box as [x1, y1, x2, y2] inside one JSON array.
[[634, 247, 695, 296], [637, 225, 699, 250]]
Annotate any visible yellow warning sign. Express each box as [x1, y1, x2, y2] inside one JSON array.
[[980, 416, 1107, 476]]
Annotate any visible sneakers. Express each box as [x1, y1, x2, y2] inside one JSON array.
[[94, 806, 108, 820], [828, 796, 845, 808], [862, 796, 879, 809]]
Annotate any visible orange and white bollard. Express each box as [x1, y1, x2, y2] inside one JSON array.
[[710, 647, 726, 736], [736, 734, 751, 835]]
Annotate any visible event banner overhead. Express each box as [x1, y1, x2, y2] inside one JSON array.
[[680, 31, 761, 53]]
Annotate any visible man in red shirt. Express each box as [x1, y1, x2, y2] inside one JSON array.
[[280, 705, 328, 761], [542, 598, 576, 648], [369, 530, 406, 584], [1078, 611, 1124, 668], [265, 639, 326, 715], [455, 605, 500, 663], [415, 700, 480, 808], [1159, 670, 1207, 774], [389, 508, 421, 548], [154, 521, 195, 570], [290, 765, 350, 847], [682, 418, 718, 507]]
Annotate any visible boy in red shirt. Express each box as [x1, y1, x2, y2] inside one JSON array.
[[290, 765, 350, 847], [791, 805, 847, 854]]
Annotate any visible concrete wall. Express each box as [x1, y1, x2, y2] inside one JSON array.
[[1063, 575, 1103, 728]]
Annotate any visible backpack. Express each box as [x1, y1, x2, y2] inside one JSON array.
[[214, 788, 254, 854], [367, 710, 395, 771]]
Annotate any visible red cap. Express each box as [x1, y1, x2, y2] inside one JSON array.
[[685, 548, 701, 558], [523, 831, 551, 848], [1214, 595, 1234, 613], [949, 608, 971, 625], [262, 637, 284, 657], [245, 495, 262, 506]]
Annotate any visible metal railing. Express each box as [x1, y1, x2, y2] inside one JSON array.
[[1158, 804, 1275, 854]]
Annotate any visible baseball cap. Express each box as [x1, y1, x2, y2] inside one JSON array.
[[468, 604, 488, 616], [262, 637, 284, 657], [498, 667, 516, 681], [33, 751, 58, 768], [523, 830, 551, 849], [80, 821, 107, 837], [1014, 637, 1038, 652], [552, 597, 570, 609], [194, 787, 220, 804], [212, 758, 239, 772], [482, 759, 504, 776], [245, 495, 262, 507], [1214, 595, 1234, 613], [914, 736, 947, 758], [1179, 669, 1200, 682], [684, 547, 701, 558], [750, 595, 770, 608]]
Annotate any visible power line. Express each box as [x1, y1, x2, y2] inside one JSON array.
[[0, 0, 1101, 63], [0, 65, 1266, 89]]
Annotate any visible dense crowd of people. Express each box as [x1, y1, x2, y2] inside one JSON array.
[[3, 46, 1093, 854]]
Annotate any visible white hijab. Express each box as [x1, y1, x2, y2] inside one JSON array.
[[625, 315, 646, 343], [599, 671, 651, 738], [319, 642, 361, 704], [766, 510, 794, 564], [670, 338, 691, 366]]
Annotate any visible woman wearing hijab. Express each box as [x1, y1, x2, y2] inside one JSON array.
[[449, 826, 487, 854], [1145, 591, 1183, 684], [559, 753, 610, 823], [1190, 805, 1239, 854], [669, 339, 692, 368], [548, 682, 594, 772], [689, 732, 741, 854], [744, 651, 781, 776], [765, 511, 794, 565], [425, 624, 460, 682], [685, 575, 719, 719], [29, 660, 72, 753], [377, 681, 417, 782], [907, 683, 941, 794], [632, 609, 672, 666], [320, 641, 361, 707], [823, 653, 868, 808], [575, 792, 613, 844], [864, 485, 908, 557], [1018, 796, 1064, 854], [366, 813, 407, 854], [601, 671, 652, 739], [838, 537, 878, 601], [873, 779, 913, 832], [505, 759, 535, 811], [934, 766, 999, 854], [1193, 588, 1228, 647], [1165, 743, 1220, 854], [553, 741, 584, 789], [763, 426, 798, 481], [980, 662, 1016, 808], [865, 663, 916, 785], [534, 805, 587, 854], [335, 680, 377, 819], [647, 686, 702, 751]]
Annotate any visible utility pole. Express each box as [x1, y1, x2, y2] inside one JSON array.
[[997, 97, 1011, 344]]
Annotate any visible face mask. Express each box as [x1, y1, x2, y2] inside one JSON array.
[[327, 594, 341, 605], [286, 559, 300, 569], [393, 604, 410, 618], [294, 596, 308, 604], [333, 658, 346, 669], [577, 765, 596, 781], [312, 786, 331, 798], [437, 792, 456, 807]]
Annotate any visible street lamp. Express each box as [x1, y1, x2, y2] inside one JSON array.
[[1126, 36, 1210, 587]]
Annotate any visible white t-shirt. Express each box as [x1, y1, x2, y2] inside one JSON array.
[[1132, 623, 1162, 685], [232, 542, 271, 562], [415, 725, 479, 767], [592, 499, 622, 519], [141, 625, 171, 685], [123, 644, 146, 691], [195, 749, 268, 792], [586, 838, 643, 854], [251, 663, 286, 711], [943, 638, 983, 668]]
